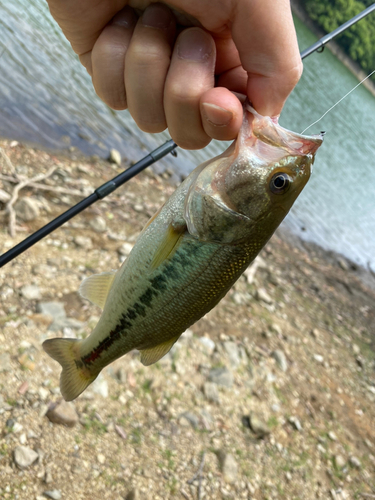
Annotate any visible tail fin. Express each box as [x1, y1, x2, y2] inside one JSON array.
[[43, 338, 97, 401]]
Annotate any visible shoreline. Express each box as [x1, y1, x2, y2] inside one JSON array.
[[291, 0, 375, 98]]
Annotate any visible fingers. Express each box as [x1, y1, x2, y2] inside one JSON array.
[[232, 0, 302, 116], [125, 3, 176, 132], [164, 28, 215, 149], [91, 7, 138, 110]]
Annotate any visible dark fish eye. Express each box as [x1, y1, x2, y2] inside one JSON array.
[[270, 173, 291, 195]]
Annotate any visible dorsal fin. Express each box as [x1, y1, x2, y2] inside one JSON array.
[[79, 271, 116, 309]]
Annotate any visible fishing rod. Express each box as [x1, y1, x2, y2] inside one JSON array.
[[0, 4, 374, 268]]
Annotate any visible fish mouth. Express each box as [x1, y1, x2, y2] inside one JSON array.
[[245, 104, 324, 156]]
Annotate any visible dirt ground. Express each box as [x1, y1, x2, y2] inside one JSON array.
[[0, 140, 374, 500]]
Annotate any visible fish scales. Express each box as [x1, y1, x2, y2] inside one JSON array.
[[43, 105, 323, 400]]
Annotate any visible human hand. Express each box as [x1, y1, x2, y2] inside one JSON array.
[[46, 0, 302, 149]]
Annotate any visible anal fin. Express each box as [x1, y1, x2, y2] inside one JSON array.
[[79, 270, 116, 309], [140, 335, 180, 366]]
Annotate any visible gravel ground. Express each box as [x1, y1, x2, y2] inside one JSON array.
[[0, 139, 374, 500]]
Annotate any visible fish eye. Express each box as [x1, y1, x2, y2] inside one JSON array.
[[270, 173, 291, 195]]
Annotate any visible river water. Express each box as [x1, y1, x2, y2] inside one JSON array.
[[1, 1, 375, 269]]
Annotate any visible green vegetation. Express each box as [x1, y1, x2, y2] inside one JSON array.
[[301, 0, 375, 79]]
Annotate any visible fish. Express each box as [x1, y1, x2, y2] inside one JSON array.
[[43, 104, 323, 401]]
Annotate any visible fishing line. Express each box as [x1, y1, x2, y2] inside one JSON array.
[[301, 69, 375, 134]]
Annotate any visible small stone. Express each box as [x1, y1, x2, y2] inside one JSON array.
[[46, 400, 79, 427], [13, 445, 38, 468], [208, 367, 233, 388], [269, 323, 282, 336], [328, 431, 337, 441], [43, 490, 62, 500], [179, 411, 199, 429], [117, 242, 134, 256], [91, 375, 108, 398], [272, 350, 288, 372], [289, 416, 302, 431], [32, 264, 56, 279], [334, 455, 346, 469], [74, 235, 93, 249], [21, 284, 42, 300], [38, 387, 50, 401], [352, 344, 360, 355], [216, 451, 238, 483], [311, 328, 320, 338], [0, 352, 12, 372], [255, 288, 273, 304], [37, 302, 66, 320], [15, 197, 40, 221], [97, 453, 106, 464], [349, 456, 361, 469], [313, 354, 324, 364], [249, 415, 271, 438], [203, 382, 220, 404], [198, 336, 216, 355], [89, 216, 107, 233], [223, 341, 240, 367], [108, 148, 121, 165], [338, 258, 349, 271]]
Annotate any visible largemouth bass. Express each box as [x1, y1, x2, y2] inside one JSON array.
[[43, 105, 323, 401]]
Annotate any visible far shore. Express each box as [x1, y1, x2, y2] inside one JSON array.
[[291, 0, 375, 98]]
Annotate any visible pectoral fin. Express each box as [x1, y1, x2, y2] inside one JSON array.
[[140, 335, 180, 366], [79, 271, 116, 309], [150, 222, 185, 270]]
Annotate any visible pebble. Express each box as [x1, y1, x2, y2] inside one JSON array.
[[15, 197, 40, 221], [198, 336, 216, 355], [74, 235, 93, 249], [203, 382, 220, 404], [0, 352, 12, 372], [249, 414, 271, 438], [289, 416, 302, 431], [216, 451, 238, 483], [32, 264, 56, 279], [255, 288, 273, 304], [222, 341, 240, 367], [349, 456, 361, 468], [117, 242, 134, 256], [46, 400, 79, 427], [13, 445, 39, 468], [89, 216, 107, 233], [108, 148, 121, 165], [37, 301, 66, 320], [92, 375, 108, 398], [269, 323, 282, 336], [313, 354, 324, 364], [334, 455, 346, 468], [328, 431, 338, 441], [208, 367, 233, 388], [179, 411, 199, 429], [272, 350, 288, 372], [43, 490, 62, 500], [97, 453, 106, 464], [21, 284, 42, 300]]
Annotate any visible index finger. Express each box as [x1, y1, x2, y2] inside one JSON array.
[[232, 0, 302, 116]]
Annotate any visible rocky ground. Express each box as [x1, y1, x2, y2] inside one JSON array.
[[0, 139, 374, 500]]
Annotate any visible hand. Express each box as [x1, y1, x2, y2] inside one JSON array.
[[46, 0, 302, 149]]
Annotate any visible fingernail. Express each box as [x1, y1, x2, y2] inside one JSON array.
[[201, 103, 233, 127], [111, 7, 137, 28], [178, 29, 213, 62], [142, 4, 172, 29]]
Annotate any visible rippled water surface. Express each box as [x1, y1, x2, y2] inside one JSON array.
[[1, 2, 375, 268]]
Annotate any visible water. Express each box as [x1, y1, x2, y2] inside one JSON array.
[[0, 2, 375, 269]]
